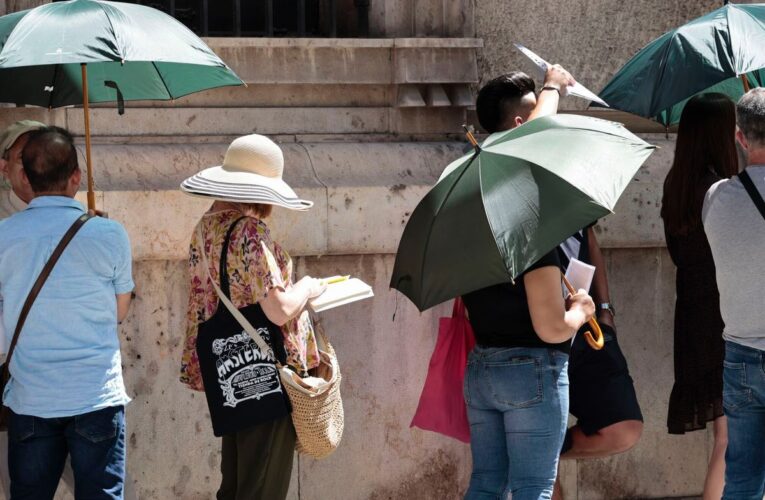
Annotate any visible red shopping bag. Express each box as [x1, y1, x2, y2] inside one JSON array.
[[410, 298, 476, 443]]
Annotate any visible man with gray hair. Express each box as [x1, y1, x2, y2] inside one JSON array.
[[703, 87, 765, 500]]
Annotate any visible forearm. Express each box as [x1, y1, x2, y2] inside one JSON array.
[[262, 281, 312, 326], [527, 90, 560, 121], [116, 293, 132, 323], [587, 228, 614, 327]]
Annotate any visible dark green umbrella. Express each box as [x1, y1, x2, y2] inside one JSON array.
[[390, 114, 656, 312], [597, 3, 765, 126], [0, 0, 244, 209]]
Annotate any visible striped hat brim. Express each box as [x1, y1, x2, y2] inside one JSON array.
[[181, 172, 313, 210]]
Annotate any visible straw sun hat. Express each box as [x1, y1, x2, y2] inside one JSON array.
[[181, 134, 313, 210]]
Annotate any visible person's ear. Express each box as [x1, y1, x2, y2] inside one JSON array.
[[71, 167, 82, 189], [20, 167, 31, 187], [514, 116, 525, 128], [736, 129, 749, 151], [0, 157, 8, 177]]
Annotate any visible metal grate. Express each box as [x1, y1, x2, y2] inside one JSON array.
[[122, 0, 352, 37]]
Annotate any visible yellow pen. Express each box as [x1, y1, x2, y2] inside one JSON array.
[[324, 275, 350, 285]]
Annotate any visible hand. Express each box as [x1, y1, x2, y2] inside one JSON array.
[[87, 208, 109, 218], [298, 276, 327, 299], [543, 64, 576, 97], [565, 289, 595, 322]]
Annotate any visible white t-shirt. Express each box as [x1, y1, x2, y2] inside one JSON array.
[[702, 165, 765, 351]]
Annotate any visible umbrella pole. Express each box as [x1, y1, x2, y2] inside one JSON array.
[[742, 74, 751, 93], [81, 63, 96, 211]]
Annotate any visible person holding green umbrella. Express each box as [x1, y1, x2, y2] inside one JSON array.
[[457, 65, 596, 500], [391, 58, 656, 497], [0, 0, 245, 212]]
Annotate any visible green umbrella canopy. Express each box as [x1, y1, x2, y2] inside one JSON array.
[[0, 0, 243, 107], [390, 114, 656, 312], [597, 3, 765, 126]]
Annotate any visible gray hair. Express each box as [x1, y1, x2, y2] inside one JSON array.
[[737, 88, 765, 148]]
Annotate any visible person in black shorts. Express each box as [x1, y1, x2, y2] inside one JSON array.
[[553, 226, 644, 499]]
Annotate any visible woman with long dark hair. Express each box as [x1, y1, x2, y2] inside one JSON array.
[[661, 93, 738, 500]]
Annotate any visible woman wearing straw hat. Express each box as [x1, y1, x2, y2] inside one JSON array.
[[179, 134, 325, 499]]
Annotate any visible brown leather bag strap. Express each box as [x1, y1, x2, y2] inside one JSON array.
[[1, 213, 92, 385]]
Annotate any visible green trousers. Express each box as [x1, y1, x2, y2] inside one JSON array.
[[217, 416, 296, 500]]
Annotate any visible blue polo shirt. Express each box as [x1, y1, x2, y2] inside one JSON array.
[[0, 196, 134, 418]]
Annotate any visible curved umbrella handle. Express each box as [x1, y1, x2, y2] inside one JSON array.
[[561, 273, 604, 350]]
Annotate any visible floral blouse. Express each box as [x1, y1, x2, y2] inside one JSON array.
[[180, 209, 320, 392]]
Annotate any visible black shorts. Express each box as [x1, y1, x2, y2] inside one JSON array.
[[567, 323, 643, 436]]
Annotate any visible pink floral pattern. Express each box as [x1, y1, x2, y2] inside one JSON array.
[[180, 209, 319, 392]]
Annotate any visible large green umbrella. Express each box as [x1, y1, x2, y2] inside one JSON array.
[[390, 114, 656, 312], [597, 3, 765, 126], [0, 0, 244, 209]]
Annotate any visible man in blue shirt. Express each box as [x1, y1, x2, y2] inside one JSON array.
[[0, 126, 133, 499]]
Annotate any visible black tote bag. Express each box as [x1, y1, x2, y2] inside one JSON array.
[[195, 217, 290, 437]]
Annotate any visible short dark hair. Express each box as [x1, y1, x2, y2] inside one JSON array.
[[737, 88, 765, 148], [22, 126, 79, 193], [476, 72, 536, 133]]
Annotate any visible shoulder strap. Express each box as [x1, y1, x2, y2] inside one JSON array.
[[1, 213, 93, 384], [739, 170, 765, 221], [196, 221, 273, 357]]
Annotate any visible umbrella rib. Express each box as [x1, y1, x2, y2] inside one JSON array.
[[151, 61, 174, 100], [97, 1, 126, 62]]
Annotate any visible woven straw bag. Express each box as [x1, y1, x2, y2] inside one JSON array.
[[279, 322, 344, 459]]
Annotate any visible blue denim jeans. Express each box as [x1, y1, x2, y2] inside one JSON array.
[[7, 405, 126, 500], [463, 346, 569, 500], [722, 341, 765, 500]]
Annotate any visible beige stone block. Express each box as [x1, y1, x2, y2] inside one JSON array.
[[394, 46, 480, 84], [207, 40, 393, 85], [445, 0, 475, 37], [596, 134, 674, 249], [291, 255, 471, 499], [98, 189, 327, 261], [383, 0, 414, 37], [304, 141, 464, 254], [65, 107, 391, 137], [76, 142, 324, 192], [0, 107, 65, 130], [391, 107, 467, 134], [120, 84, 392, 108], [414, 0, 444, 36]]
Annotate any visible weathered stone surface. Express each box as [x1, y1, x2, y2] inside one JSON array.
[[61, 135, 673, 263], [204, 38, 481, 86], [575, 248, 709, 499], [113, 256, 468, 499], [475, 0, 722, 111], [66, 107, 392, 137]]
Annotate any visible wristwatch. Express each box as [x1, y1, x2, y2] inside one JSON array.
[[599, 302, 616, 317]]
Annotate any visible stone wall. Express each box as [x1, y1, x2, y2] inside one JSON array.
[[0, 0, 750, 498]]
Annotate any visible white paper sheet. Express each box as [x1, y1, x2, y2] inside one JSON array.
[[514, 43, 609, 107], [565, 258, 596, 293]]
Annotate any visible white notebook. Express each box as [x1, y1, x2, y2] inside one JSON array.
[[309, 277, 374, 313]]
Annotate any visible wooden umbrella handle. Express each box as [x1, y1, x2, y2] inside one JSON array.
[[561, 273, 605, 350]]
